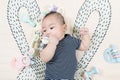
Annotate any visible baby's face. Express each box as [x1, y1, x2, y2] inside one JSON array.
[[42, 15, 66, 40]]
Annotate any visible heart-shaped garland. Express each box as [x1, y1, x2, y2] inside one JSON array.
[[7, 0, 111, 79]]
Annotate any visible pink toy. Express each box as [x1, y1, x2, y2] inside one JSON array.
[[11, 54, 31, 71]]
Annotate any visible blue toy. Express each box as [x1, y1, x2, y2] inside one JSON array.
[[104, 45, 120, 63], [84, 67, 99, 80], [19, 13, 36, 27]]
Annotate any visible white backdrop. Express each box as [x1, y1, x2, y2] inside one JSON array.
[[0, 0, 120, 80]]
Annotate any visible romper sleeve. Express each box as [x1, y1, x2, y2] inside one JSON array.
[[72, 37, 81, 49]]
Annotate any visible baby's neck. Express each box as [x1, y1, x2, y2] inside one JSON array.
[[59, 34, 67, 41]]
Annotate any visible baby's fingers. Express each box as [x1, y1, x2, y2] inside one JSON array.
[[80, 27, 89, 35]]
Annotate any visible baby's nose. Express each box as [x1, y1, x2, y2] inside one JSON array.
[[46, 31, 50, 37]]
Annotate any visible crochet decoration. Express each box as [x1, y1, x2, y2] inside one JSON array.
[[104, 45, 120, 63], [7, 0, 111, 80]]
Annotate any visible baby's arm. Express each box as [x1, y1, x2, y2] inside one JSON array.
[[40, 36, 59, 63], [79, 27, 90, 51]]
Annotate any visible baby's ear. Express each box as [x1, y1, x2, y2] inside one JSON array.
[[63, 24, 67, 31]]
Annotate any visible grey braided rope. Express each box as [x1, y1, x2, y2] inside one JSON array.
[[7, 0, 46, 80], [73, 0, 111, 79]]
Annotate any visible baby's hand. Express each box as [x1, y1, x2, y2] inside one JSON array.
[[48, 35, 59, 46], [80, 27, 89, 36]]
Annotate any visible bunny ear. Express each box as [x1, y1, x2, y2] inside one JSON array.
[[73, 0, 111, 78], [7, 0, 46, 80]]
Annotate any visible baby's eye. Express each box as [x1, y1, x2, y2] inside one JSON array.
[[50, 27, 54, 30], [43, 30, 46, 33]]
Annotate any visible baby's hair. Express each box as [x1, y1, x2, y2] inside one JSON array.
[[43, 11, 65, 25]]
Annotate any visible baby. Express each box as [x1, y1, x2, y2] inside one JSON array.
[[40, 11, 90, 79]]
